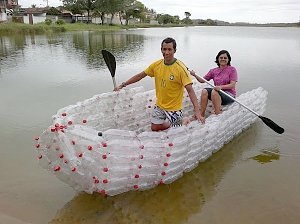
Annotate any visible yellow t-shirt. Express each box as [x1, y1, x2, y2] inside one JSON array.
[[144, 59, 192, 111]]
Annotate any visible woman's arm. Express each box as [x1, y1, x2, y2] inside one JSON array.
[[189, 70, 205, 83], [214, 80, 237, 91]]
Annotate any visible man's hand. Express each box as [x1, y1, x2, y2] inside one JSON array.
[[113, 85, 123, 91], [195, 110, 205, 124], [114, 82, 126, 91]]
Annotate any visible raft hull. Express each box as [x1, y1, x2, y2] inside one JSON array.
[[35, 83, 267, 196]]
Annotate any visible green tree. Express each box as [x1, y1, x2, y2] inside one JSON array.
[[46, 7, 61, 16], [121, 0, 145, 25], [93, 0, 126, 25], [206, 19, 217, 25], [63, 0, 96, 22], [182, 18, 192, 25], [105, 0, 123, 24], [157, 14, 174, 24], [184, 11, 191, 19], [173, 15, 180, 24], [61, 0, 151, 25], [93, 0, 109, 25], [182, 11, 192, 24], [63, 0, 83, 15]]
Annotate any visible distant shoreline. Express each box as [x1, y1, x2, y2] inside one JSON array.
[[0, 22, 299, 36], [221, 23, 300, 27]]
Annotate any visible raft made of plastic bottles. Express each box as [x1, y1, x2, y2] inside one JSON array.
[[34, 82, 267, 196]]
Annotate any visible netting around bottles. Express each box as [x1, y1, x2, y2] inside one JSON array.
[[34, 81, 267, 196]]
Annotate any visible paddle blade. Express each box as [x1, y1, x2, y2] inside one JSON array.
[[101, 50, 116, 78], [259, 116, 284, 134]]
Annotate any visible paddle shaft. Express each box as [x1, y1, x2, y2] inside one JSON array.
[[112, 77, 117, 89], [198, 75, 284, 134], [202, 79, 260, 117]]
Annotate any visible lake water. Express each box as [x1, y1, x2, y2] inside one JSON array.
[[0, 26, 299, 224]]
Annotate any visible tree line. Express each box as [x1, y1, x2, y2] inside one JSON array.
[[58, 0, 193, 25]]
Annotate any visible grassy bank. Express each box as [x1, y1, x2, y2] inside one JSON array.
[[0, 23, 67, 35], [1, 21, 299, 36], [0, 22, 187, 36], [62, 23, 122, 31], [0, 22, 123, 35]]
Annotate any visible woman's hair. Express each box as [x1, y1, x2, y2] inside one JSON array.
[[215, 50, 231, 67], [161, 37, 177, 50]]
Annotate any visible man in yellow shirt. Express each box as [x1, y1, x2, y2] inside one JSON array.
[[114, 37, 205, 131]]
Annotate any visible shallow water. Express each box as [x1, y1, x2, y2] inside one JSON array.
[[0, 26, 299, 224]]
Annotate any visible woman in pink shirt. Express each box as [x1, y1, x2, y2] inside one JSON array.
[[190, 50, 238, 116]]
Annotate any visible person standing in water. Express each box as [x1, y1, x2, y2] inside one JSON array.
[[114, 37, 205, 131]]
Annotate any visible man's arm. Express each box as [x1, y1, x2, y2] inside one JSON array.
[[185, 83, 205, 123], [114, 71, 147, 91]]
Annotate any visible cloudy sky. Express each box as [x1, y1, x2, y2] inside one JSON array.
[[19, 0, 300, 23]]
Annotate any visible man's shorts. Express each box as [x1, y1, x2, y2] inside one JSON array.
[[151, 105, 183, 127], [205, 88, 235, 105]]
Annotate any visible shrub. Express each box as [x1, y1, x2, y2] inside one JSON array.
[[45, 18, 52, 25], [56, 19, 65, 25]]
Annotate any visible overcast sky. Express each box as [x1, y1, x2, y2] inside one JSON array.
[[19, 0, 300, 23]]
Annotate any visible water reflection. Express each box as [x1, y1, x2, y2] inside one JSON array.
[[0, 35, 26, 56], [0, 31, 145, 75], [251, 149, 280, 164], [50, 125, 260, 224], [0, 35, 26, 74], [70, 31, 145, 69]]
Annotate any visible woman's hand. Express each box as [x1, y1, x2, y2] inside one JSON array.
[[189, 70, 196, 77], [214, 86, 222, 92]]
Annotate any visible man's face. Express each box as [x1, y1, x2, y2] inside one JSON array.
[[161, 42, 176, 64]]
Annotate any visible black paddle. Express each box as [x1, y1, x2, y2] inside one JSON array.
[[200, 76, 284, 134], [101, 49, 117, 88]]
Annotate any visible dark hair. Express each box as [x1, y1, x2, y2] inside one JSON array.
[[161, 37, 177, 50], [215, 50, 231, 67]]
